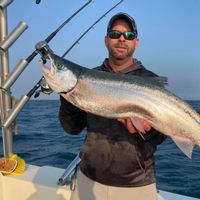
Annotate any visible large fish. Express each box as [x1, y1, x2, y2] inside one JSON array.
[[40, 53, 200, 159]]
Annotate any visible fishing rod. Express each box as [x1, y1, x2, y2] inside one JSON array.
[[1, 0, 92, 91], [29, 0, 93, 62], [62, 0, 124, 57], [40, 0, 123, 92], [1, 1, 92, 130], [35, 0, 41, 4], [2, 0, 124, 129], [1, 0, 93, 175]]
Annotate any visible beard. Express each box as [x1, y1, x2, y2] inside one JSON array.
[[108, 43, 135, 60]]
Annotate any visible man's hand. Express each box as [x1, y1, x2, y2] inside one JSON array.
[[117, 118, 151, 134]]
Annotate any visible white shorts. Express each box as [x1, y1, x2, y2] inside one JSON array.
[[70, 170, 157, 200]]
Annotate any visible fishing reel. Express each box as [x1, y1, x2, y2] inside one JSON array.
[[35, 40, 53, 64], [34, 77, 53, 98], [33, 41, 54, 98], [39, 77, 53, 94]]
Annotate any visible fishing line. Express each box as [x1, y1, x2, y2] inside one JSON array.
[[35, 0, 124, 97], [27, 0, 93, 63], [0, 1, 93, 133], [62, 0, 124, 58]]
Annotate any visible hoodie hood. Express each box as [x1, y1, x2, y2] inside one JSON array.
[[101, 58, 144, 74]]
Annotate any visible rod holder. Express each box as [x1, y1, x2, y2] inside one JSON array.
[[3, 95, 29, 128], [1, 59, 28, 90], [57, 154, 81, 186], [0, 0, 13, 8], [0, 21, 28, 51]]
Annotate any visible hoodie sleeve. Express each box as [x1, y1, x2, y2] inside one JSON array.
[[141, 128, 167, 145], [59, 95, 87, 135]]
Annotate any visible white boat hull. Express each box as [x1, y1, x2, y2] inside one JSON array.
[[0, 164, 198, 200], [0, 165, 71, 200]]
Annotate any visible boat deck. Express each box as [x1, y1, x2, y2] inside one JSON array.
[[0, 164, 199, 200]]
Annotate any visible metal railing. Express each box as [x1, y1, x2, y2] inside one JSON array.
[[0, 0, 94, 161], [0, 0, 28, 159]]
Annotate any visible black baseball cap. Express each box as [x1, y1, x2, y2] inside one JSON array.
[[107, 12, 138, 35]]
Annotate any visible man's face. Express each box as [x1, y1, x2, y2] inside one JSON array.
[[105, 19, 139, 61]]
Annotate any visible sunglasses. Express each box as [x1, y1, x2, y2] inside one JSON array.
[[107, 30, 137, 40]]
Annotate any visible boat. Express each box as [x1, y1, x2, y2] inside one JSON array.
[[0, 163, 199, 200], [0, 1, 199, 199]]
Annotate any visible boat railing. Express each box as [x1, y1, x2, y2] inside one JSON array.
[[0, 0, 29, 159], [57, 153, 81, 188], [0, 1, 84, 189], [0, 0, 93, 162]]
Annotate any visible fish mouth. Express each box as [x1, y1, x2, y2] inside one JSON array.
[[39, 58, 58, 91], [39, 59, 62, 93], [39, 56, 67, 93], [40, 58, 56, 77]]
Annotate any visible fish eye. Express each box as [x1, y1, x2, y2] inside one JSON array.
[[57, 63, 63, 70]]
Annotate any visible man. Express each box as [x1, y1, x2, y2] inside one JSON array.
[[59, 12, 166, 200]]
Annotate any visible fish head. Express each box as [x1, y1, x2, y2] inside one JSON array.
[[40, 53, 78, 93]]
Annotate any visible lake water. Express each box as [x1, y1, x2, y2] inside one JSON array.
[[0, 100, 200, 198]]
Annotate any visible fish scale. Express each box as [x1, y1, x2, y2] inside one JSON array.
[[40, 53, 200, 159]]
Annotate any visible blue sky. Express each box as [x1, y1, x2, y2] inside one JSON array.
[[4, 0, 200, 100]]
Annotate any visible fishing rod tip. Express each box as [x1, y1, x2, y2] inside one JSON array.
[[35, 0, 41, 4]]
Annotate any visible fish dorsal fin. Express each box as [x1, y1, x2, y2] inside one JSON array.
[[171, 136, 194, 159]]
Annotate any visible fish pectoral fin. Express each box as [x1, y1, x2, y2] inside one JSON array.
[[130, 117, 146, 133], [171, 136, 194, 159]]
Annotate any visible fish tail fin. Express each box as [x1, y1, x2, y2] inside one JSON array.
[[172, 136, 194, 159]]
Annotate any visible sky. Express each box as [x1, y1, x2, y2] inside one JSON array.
[[2, 0, 200, 100]]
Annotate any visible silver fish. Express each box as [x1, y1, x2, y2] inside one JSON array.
[[40, 53, 200, 159]]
